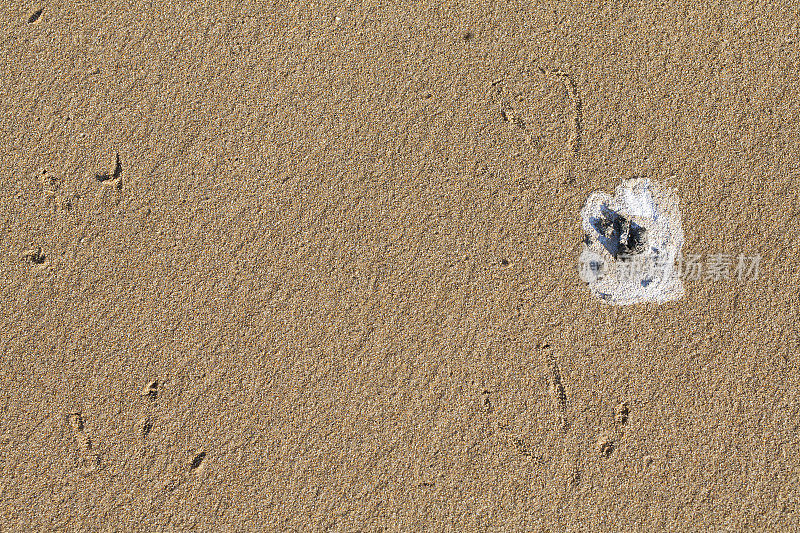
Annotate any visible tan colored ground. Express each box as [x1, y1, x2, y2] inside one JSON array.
[[1, 1, 798, 530]]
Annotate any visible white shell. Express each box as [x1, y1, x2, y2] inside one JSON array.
[[579, 177, 684, 305]]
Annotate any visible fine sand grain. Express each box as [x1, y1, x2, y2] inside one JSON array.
[[1, 2, 798, 530]]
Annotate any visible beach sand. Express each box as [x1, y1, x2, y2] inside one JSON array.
[[1, 1, 798, 530]]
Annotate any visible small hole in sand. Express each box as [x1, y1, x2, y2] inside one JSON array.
[[190, 451, 206, 470], [28, 9, 43, 24]]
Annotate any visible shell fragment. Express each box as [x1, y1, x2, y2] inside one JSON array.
[[579, 178, 684, 305]]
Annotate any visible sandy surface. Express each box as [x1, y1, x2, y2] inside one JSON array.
[[1, 1, 798, 530]]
